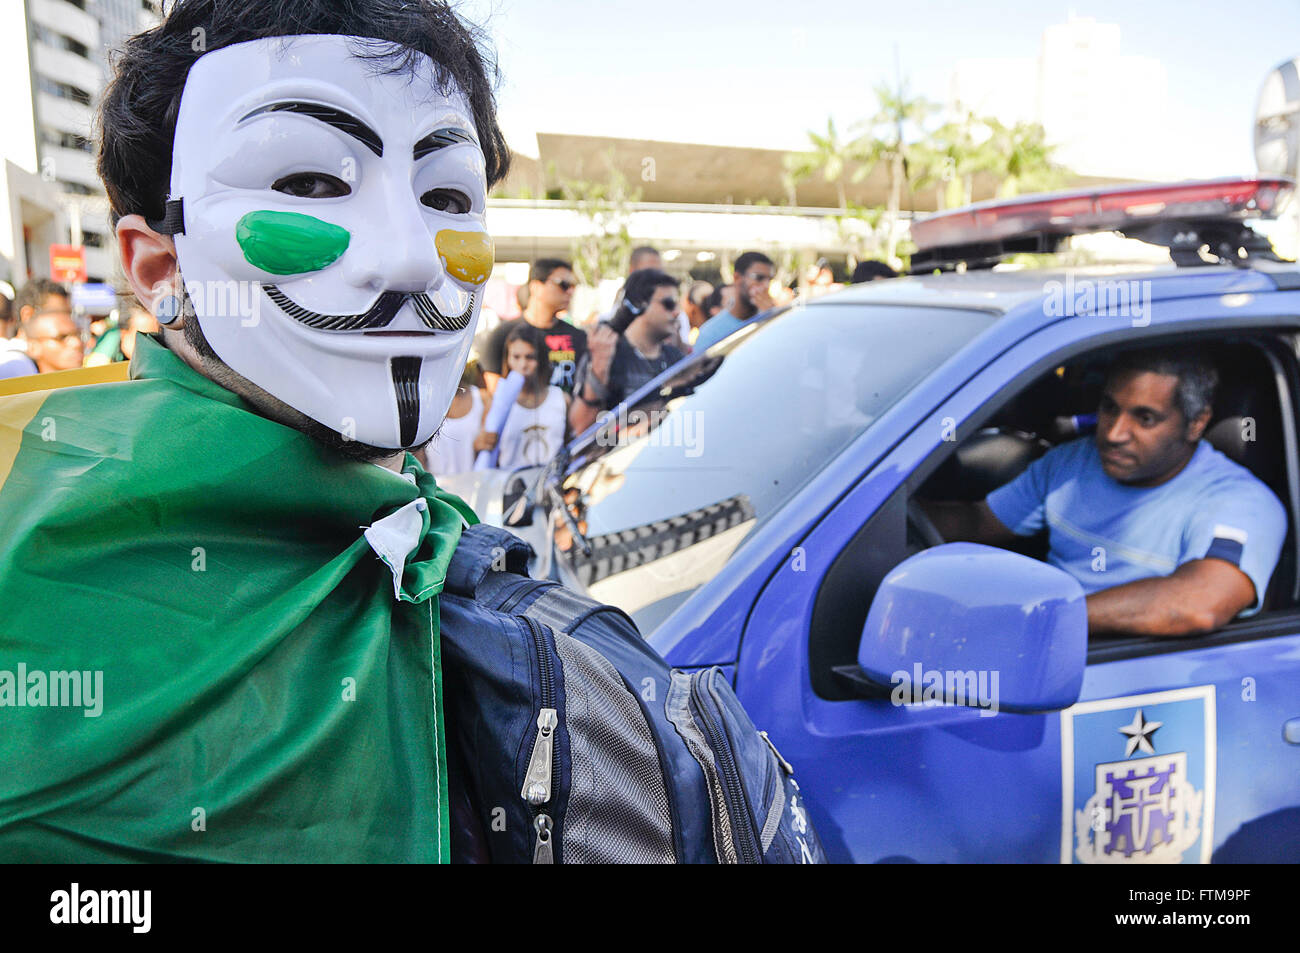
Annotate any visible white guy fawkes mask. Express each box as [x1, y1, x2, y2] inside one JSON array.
[[159, 34, 493, 449]]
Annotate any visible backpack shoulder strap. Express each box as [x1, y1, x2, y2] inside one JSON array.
[[444, 524, 638, 638], [516, 585, 636, 637], [444, 523, 535, 607]]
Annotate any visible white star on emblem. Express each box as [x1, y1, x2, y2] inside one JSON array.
[[1119, 708, 1162, 757]]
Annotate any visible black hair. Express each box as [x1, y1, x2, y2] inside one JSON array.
[[96, 0, 511, 224], [503, 320, 551, 392], [529, 258, 572, 285], [15, 278, 70, 329], [851, 260, 898, 283], [733, 251, 773, 277], [628, 246, 660, 270], [609, 268, 677, 333], [702, 284, 728, 316], [1106, 345, 1218, 424]]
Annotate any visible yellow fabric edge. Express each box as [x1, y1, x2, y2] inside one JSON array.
[[0, 391, 49, 496], [0, 362, 129, 397]]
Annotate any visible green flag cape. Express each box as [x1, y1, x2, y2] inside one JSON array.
[[0, 334, 476, 862]]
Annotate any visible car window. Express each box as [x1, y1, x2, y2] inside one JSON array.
[[555, 303, 995, 633], [909, 334, 1297, 630], [812, 330, 1300, 699]]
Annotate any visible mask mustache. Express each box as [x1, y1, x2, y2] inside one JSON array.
[[262, 285, 474, 332]]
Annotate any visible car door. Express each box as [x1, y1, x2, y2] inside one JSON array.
[[734, 293, 1300, 863]]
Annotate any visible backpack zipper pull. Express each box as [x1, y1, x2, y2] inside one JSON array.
[[533, 813, 554, 863], [521, 708, 558, 805]]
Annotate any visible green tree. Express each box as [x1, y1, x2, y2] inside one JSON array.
[[784, 117, 872, 211], [988, 119, 1067, 198], [920, 108, 1002, 209], [856, 79, 937, 263], [831, 201, 887, 263], [557, 150, 642, 288]]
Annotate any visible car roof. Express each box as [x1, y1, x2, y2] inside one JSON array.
[[810, 263, 1297, 316]]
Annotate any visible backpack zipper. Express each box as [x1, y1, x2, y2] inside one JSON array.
[[521, 617, 560, 863], [532, 813, 554, 863], [521, 708, 558, 806], [498, 579, 551, 615], [692, 670, 760, 864]]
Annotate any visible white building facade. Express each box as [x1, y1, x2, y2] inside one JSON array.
[[2, 0, 161, 287]]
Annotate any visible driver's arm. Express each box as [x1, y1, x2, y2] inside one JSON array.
[[920, 498, 1019, 546], [921, 439, 1055, 547], [1086, 558, 1257, 637]]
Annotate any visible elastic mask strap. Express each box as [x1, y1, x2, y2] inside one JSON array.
[[146, 199, 186, 236]]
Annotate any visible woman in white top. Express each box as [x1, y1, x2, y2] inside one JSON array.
[[425, 364, 490, 477], [481, 323, 570, 469]]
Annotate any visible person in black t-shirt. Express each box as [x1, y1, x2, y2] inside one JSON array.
[[570, 269, 685, 435], [481, 258, 587, 395]]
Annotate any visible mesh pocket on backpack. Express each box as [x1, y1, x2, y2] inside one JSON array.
[[552, 632, 676, 863]]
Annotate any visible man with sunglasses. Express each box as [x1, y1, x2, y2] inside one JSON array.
[[482, 258, 588, 396], [570, 269, 685, 435]]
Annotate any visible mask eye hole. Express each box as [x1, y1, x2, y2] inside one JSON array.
[[271, 172, 352, 199], [421, 188, 471, 214]]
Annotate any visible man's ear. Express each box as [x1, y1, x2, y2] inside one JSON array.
[[116, 214, 181, 324], [1186, 407, 1213, 443]]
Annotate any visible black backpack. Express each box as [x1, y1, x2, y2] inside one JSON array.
[[439, 524, 826, 863]]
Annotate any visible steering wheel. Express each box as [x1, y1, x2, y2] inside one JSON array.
[[907, 498, 947, 549]]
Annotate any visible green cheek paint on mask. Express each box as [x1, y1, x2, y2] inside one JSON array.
[[235, 210, 351, 275]]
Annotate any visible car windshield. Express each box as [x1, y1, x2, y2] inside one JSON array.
[[554, 301, 995, 633]]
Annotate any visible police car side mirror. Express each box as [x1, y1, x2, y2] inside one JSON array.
[[855, 543, 1087, 713]]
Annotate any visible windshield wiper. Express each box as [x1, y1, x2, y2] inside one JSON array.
[[546, 477, 592, 558]]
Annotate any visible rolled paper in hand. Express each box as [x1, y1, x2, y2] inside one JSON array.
[[474, 369, 525, 470]]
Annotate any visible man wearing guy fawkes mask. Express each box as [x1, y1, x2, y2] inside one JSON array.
[[131, 32, 495, 461], [0, 3, 830, 866], [0, 0, 532, 863]]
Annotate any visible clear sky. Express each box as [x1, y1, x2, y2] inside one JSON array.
[[458, 0, 1300, 181]]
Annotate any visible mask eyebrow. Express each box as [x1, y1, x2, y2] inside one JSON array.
[[413, 126, 477, 160], [239, 101, 384, 157]]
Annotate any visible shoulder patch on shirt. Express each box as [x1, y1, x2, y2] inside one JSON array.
[[1206, 524, 1248, 565]]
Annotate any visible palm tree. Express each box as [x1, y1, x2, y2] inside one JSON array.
[[906, 140, 954, 211], [988, 120, 1067, 198], [856, 79, 936, 263], [785, 117, 871, 211], [925, 108, 1002, 208]]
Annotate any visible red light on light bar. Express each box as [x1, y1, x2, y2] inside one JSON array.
[[911, 177, 1294, 252]]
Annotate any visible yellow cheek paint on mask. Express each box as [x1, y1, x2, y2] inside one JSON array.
[[435, 229, 494, 285]]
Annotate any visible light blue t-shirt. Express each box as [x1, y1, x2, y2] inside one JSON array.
[[0, 346, 37, 380], [987, 437, 1287, 615], [693, 309, 752, 351]]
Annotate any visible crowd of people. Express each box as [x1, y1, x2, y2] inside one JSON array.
[[431, 245, 896, 475], [0, 278, 159, 381], [0, 248, 889, 484]]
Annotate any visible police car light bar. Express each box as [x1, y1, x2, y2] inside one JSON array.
[[910, 176, 1295, 270]]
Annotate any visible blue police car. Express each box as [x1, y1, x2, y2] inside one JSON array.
[[454, 176, 1300, 863]]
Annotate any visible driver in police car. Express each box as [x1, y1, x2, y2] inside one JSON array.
[[923, 346, 1286, 637]]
